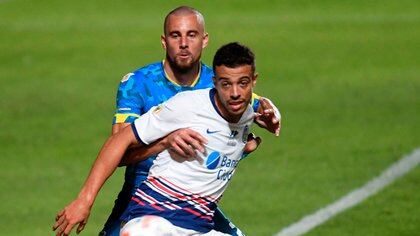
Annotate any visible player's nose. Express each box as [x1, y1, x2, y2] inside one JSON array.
[[180, 36, 188, 49], [230, 86, 240, 100]]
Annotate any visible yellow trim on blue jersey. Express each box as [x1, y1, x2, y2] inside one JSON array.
[[162, 60, 201, 87], [114, 113, 140, 123]]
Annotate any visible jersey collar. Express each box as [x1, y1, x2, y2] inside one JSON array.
[[162, 60, 201, 87]]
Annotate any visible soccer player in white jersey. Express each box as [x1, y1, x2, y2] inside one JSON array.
[[53, 42, 269, 235]]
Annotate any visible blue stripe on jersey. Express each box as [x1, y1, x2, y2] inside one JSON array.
[[131, 122, 144, 145], [209, 88, 225, 119]]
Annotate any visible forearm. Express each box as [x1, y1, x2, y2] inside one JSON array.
[[76, 130, 135, 206], [119, 138, 167, 166]]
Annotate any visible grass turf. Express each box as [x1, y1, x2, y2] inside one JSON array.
[[0, 0, 419, 235]]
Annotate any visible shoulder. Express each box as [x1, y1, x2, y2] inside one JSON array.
[[200, 63, 215, 81], [134, 62, 163, 76], [169, 88, 208, 103], [121, 62, 163, 84], [201, 63, 214, 76], [165, 88, 211, 111]]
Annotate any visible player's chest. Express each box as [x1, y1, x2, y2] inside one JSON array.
[[192, 117, 251, 155]]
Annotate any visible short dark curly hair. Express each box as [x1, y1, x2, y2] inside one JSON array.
[[213, 42, 255, 73]]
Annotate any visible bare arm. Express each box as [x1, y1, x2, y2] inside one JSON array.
[[119, 139, 167, 166], [111, 123, 167, 166], [53, 126, 138, 236]]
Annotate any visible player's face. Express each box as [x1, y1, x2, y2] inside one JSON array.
[[213, 65, 257, 122], [161, 14, 209, 71]]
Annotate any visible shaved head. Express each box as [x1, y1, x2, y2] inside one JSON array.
[[161, 6, 209, 77], [164, 6, 205, 35]]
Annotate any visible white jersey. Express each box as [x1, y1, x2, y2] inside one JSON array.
[[123, 88, 254, 232], [132, 88, 254, 201]]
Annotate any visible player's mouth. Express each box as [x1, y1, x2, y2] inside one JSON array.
[[177, 51, 192, 60], [228, 101, 245, 112]]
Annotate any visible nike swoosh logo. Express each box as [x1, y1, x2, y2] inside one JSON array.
[[206, 129, 220, 134]]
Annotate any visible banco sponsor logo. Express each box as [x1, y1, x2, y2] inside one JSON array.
[[206, 152, 240, 181]]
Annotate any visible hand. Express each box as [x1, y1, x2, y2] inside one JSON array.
[[244, 133, 262, 154], [165, 128, 208, 158], [254, 97, 281, 136], [53, 198, 91, 236]]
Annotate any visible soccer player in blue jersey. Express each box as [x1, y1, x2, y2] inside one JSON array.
[[53, 6, 280, 236]]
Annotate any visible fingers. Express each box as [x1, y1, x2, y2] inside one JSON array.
[[76, 221, 86, 234], [258, 98, 275, 119], [53, 199, 91, 236], [55, 209, 64, 221], [187, 130, 208, 146], [55, 220, 68, 236], [174, 136, 197, 157], [254, 111, 268, 127], [54, 217, 76, 236], [266, 98, 281, 120], [248, 133, 262, 145], [167, 129, 207, 158], [53, 214, 65, 230], [63, 221, 76, 236], [244, 133, 262, 153], [183, 134, 206, 154], [262, 108, 280, 125], [259, 97, 272, 112], [255, 97, 281, 136], [169, 143, 188, 158], [260, 97, 281, 120], [275, 127, 280, 136]]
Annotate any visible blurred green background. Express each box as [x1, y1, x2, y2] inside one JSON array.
[[0, 0, 419, 235]]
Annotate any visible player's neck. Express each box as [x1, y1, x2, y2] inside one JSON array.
[[213, 92, 242, 123], [163, 60, 200, 86]]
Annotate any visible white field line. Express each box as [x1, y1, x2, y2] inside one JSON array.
[[276, 148, 420, 236]]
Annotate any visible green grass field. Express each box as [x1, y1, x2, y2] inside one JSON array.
[[1, 0, 419, 235]]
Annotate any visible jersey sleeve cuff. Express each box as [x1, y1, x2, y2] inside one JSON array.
[[113, 113, 141, 124], [131, 122, 147, 145]]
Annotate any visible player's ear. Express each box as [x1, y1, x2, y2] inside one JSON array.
[[161, 35, 167, 50], [252, 73, 258, 87], [202, 32, 209, 49]]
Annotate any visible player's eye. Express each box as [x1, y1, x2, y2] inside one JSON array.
[[239, 80, 249, 87], [188, 32, 197, 38], [170, 33, 180, 38], [222, 82, 231, 88]]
